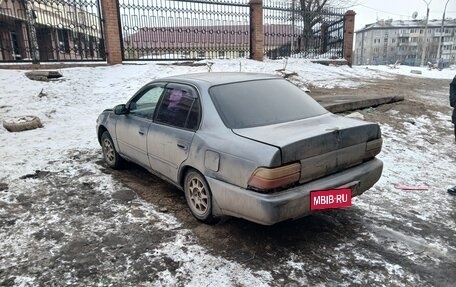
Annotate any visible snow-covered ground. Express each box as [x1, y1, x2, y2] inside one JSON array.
[[0, 59, 455, 286]]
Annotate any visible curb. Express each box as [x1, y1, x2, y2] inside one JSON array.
[[320, 95, 405, 113]]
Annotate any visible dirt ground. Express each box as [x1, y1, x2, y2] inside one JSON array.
[[1, 74, 455, 286], [108, 75, 456, 286]]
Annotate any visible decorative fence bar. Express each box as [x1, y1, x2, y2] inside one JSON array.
[[0, 0, 105, 62]]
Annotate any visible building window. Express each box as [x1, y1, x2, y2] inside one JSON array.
[[58, 30, 70, 53]]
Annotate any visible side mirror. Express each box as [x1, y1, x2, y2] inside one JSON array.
[[114, 104, 128, 115]]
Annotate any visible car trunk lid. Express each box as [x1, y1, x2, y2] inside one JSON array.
[[232, 113, 382, 184]]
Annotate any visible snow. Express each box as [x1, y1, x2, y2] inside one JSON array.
[[364, 64, 456, 80], [0, 59, 386, 179], [1, 59, 455, 286]]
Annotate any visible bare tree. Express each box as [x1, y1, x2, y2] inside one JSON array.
[[291, 0, 359, 49]]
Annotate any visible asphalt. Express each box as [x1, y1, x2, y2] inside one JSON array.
[[313, 94, 404, 113]]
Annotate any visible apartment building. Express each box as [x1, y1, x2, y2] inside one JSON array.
[[354, 19, 456, 66]]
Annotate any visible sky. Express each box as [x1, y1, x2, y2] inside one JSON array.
[[347, 0, 456, 30]]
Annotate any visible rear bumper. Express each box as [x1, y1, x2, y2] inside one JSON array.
[[207, 158, 383, 225]]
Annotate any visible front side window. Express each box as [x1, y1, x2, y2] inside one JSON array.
[[129, 85, 164, 119], [57, 30, 70, 53], [155, 84, 200, 130]]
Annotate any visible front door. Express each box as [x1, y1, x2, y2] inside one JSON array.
[[115, 84, 165, 168]]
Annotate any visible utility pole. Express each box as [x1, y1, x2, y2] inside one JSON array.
[[436, 0, 450, 60], [420, 0, 432, 67]]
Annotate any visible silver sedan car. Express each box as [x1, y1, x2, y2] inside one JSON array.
[[96, 72, 383, 225]]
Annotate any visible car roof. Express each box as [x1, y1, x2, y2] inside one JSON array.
[[158, 72, 281, 86]]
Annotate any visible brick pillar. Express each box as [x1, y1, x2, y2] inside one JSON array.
[[101, 0, 122, 64], [343, 10, 356, 67], [249, 0, 263, 61]]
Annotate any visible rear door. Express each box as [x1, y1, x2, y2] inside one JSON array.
[[147, 83, 201, 182], [115, 84, 165, 167]]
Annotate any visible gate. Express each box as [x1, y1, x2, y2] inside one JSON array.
[[0, 0, 105, 62], [263, 0, 345, 59], [118, 0, 250, 61]]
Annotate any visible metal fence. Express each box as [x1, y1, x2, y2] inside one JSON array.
[[1, 0, 348, 63], [118, 0, 250, 61], [0, 0, 105, 63], [263, 0, 345, 59]]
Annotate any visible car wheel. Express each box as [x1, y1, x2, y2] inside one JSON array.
[[184, 170, 220, 224], [101, 131, 123, 169]]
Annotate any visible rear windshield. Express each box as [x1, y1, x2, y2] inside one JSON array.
[[209, 78, 327, 129]]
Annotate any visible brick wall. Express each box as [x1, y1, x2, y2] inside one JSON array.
[[249, 0, 264, 61], [343, 10, 356, 67], [101, 0, 122, 64]]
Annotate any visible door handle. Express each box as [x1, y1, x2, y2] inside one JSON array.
[[138, 130, 145, 135], [177, 143, 188, 150]]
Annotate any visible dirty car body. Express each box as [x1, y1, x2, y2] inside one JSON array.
[[96, 72, 383, 225]]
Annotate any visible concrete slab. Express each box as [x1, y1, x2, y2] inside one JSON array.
[[25, 70, 63, 81], [313, 94, 404, 113]]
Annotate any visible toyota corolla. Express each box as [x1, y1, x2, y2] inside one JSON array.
[[96, 72, 383, 225]]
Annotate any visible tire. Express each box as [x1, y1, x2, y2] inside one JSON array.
[[3, 116, 43, 132], [101, 131, 123, 169], [184, 170, 220, 224]]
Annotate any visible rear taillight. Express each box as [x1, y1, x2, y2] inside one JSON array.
[[248, 163, 301, 192]]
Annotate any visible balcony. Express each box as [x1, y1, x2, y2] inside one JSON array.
[[434, 32, 452, 37]]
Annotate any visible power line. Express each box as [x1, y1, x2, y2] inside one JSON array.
[[354, 3, 412, 18], [351, 2, 456, 18]]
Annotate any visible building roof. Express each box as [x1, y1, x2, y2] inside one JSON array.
[[124, 24, 303, 48], [356, 18, 456, 33]]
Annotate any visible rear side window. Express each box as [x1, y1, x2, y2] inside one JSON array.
[[155, 85, 200, 130], [209, 78, 327, 129]]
